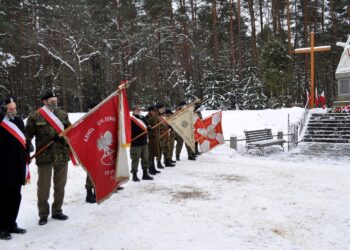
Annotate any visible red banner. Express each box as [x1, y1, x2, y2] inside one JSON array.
[[64, 94, 121, 203]]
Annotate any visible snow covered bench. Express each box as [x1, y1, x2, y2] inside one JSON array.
[[244, 129, 286, 156]]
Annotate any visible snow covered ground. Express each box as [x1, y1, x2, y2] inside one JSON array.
[[2, 108, 350, 250]]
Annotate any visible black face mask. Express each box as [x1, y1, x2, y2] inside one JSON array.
[[7, 111, 17, 119]]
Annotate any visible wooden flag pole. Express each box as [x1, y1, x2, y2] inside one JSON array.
[[131, 99, 200, 142], [29, 79, 135, 160]]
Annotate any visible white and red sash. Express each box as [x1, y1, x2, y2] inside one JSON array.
[[1, 116, 31, 183], [131, 114, 147, 132], [0, 116, 26, 148], [38, 106, 77, 165]]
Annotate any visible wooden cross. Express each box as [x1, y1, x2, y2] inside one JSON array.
[[292, 32, 331, 108]]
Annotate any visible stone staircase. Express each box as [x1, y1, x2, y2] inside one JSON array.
[[303, 113, 350, 143]]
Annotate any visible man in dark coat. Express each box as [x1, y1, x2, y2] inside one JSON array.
[[130, 106, 153, 181], [0, 98, 28, 240]]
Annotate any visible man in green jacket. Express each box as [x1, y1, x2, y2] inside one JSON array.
[[26, 90, 71, 226]]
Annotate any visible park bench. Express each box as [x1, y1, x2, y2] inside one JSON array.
[[244, 129, 286, 156]]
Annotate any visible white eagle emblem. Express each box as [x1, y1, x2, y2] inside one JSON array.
[[97, 131, 115, 166]]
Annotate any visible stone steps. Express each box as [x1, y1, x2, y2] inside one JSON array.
[[302, 113, 350, 144]]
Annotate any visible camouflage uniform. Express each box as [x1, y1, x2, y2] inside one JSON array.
[[144, 113, 160, 162], [157, 117, 171, 162], [26, 108, 70, 218]]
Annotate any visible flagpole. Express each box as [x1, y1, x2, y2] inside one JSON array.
[[131, 100, 200, 142], [30, 79, 135, 160], [159, 128, 171, 139]]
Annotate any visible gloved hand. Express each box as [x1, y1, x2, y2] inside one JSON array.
[[147, 126, 153, 132], [26, 142, 34, 153], [53, 133, 65, 144]]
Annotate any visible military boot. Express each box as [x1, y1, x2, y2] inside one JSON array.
[[86, 188, 96, 203], [157, 160, 165, 169], [132, 171, 140, 182], [165, 159, 175, 167], [142, 169, 154, 180], [149, 158, 161, 175]]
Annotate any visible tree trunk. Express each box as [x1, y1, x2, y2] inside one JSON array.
[[229, 0, 236, 69], [211, 0, 219, 67], [247, 0, 257, 65]]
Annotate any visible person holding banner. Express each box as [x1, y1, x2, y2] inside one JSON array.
[[130, 106, 154, 182], [145, 106, 161, 175], [26, 90, 71, 226], [0, 98, 28, 240], [175, 101, 196, 161]]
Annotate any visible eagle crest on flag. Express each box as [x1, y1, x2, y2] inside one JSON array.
[[97, 131, 115, 166]]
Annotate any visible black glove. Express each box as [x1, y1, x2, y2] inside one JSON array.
[[53, 133, 65, 144], [147, 126, 153, 132], [26, 142, 34, 153]]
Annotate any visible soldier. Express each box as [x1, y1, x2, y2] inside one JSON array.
[[130, 106, 153, 182], [165, 109, 177, 163], [144, 106, 161, 175], [0, 98, 28, 240], [175, 101, 196, 161], [156, 103, 175, 168], [26, 90, 71, 226]]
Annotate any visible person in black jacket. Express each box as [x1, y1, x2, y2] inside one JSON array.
[[0, 98, 28, 240], [130, 106, 153, 182]]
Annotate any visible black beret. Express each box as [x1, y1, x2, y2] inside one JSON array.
[[156, 103, 165, 109], [148, 105, 156, 111], [41, 90, 58, 100], [165, 109, 173, 115], [178, 101, 186, 107], [88, 101, 99, 110], [4, 97, 15, 105]]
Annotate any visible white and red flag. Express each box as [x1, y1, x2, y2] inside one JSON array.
[[64, 83, 131, 203], [197, 111, 225, 153], [319, 91, 326, 109]]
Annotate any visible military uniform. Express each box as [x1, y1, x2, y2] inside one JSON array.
[[144, 110, 161, 174], [26, 107, 70, 221], [157, 117, 170, 163], [169, 129, 176, 161], [130, 113, 153, 181]]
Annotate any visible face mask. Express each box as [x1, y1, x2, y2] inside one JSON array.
[[7, 111, 17, 119], [46, 102, 58, 111]]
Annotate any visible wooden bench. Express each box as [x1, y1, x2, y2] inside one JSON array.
[[244, 129, 286, 156]]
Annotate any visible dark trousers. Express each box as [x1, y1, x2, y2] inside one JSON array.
[[0, 186, 22, 231]]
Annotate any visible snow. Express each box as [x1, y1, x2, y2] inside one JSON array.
[[2, 108, 350, 250], [0, 49, 15, 67]]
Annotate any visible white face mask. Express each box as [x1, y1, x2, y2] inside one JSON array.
[[7, 111, 17, 119]]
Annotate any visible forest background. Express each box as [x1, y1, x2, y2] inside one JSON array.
[[0, 0, 349, 115]]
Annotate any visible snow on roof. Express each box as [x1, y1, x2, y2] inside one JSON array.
[[336, 35, 350, 76]]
